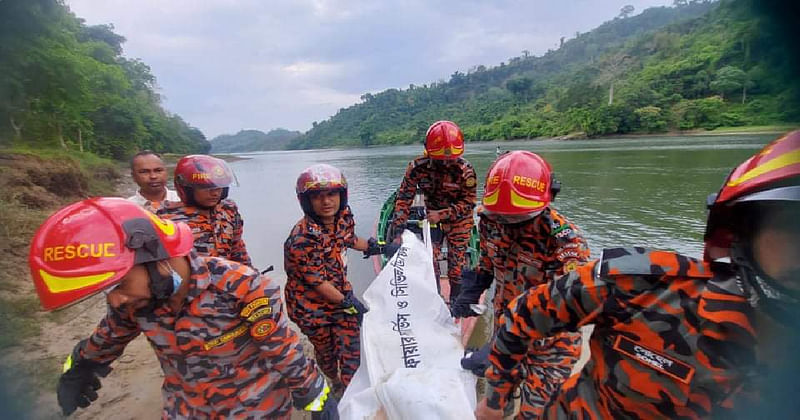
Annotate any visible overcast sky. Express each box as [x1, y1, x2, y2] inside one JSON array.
[[67, 0, 672, 139]]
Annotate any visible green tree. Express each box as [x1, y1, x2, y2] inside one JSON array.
[[0, 0, 209, 157], [505, 77, 533, 102], [710, 66, 746, 101], [635, 106, 667, 132]]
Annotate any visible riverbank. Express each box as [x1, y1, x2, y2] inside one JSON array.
[[547, 124, 798, 141], [0, 149, 125, 418]]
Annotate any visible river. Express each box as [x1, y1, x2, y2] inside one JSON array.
[[228, 134, 776, 294]]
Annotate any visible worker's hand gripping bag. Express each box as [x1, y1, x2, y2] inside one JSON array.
[[339, 231, 476, 419]]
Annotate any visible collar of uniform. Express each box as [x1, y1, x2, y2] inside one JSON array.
[[697, 270, 758, 378], [481, 206, 553, 236], [180, 199, 232, 217]]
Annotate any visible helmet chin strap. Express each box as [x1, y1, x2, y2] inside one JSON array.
[[731, 242, 800, 327], [146, 261, 175, 301]]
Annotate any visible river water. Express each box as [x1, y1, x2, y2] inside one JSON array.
[[227, 134, 776, 294]]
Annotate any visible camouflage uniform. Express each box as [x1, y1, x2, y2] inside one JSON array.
[[78, 252, 324, 419], [479, 206, 590, 418], [392, 156, 477, 289], [158, 199, 252, 267], [284, 206, 361, 390], [486, 247, 757, 419]]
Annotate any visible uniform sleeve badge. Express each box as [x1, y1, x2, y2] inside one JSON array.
[[250, 319, 277, 341], [465, 177, 476, 187]]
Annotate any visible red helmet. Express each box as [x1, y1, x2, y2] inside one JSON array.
[[704, 131, 800, 323], [295, 164, 348, 216], [705, 130, 800, 261], [425, 121, 464, 160], [29, 198, 193, 310], [482, 151, 559, 220], [174, 155, 237, 205]]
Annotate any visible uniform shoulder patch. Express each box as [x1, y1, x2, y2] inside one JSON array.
[[465, 177, 476, 187], [203, 324, 248, 350], [241, 297, 270, 318], [550, 223, 575, 239], [250, 319, 277, 340]]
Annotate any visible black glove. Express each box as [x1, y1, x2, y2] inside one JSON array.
[[383, 242, 401, 259], [362, 237, 401, 259], [450, 269, 492, 318], [461, 343, 491, 377], [311, 394, 339, 420], [341, 290, 368, 323], [57, 340, 112, 416]]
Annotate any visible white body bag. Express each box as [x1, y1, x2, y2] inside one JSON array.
[[339, 230, 477, 419]]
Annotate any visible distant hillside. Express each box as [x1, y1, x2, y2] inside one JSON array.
[[290, 0, 799, 149], [210, 129, 301, 153], [0, 0, 210, 159]]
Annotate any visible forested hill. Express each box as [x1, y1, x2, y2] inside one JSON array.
[[210, 129, 301, 153], [290, 0, 799, 149], [0, 0, 210, 159]]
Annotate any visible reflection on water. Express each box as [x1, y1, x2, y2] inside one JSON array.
[[228, 134, 775, 293]]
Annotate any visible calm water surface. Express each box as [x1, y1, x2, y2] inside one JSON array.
[[227, 134, 775, 293]]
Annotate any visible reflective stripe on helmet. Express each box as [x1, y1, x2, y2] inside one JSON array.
[[510, 190, 546, 210], [727, 148, 800, 187], [40, 269, 116, 293], [483, 188, 499, 206]]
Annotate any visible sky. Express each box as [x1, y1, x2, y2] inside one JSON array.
[[66, 0, 673, 139]]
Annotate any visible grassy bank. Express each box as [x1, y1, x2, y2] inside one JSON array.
[[528, 124, 799, 142], [687, 124, 799, 135], [0, 148, 124, 416]]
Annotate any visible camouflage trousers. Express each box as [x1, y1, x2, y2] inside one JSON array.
[[433, 217, 473, 292], [301, 317, 361, 392]]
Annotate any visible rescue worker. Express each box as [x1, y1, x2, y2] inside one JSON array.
[[452, 151, 590, 418], [127, 150, 180, 213], [475, 131, 800, 419], [29, 198, 337, 419], [158, 155, 252, 267], [284, 164, 394, 397], [391, 120, 477, 300]]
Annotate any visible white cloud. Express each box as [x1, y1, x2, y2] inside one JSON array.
[[66, 0, 673, 137]]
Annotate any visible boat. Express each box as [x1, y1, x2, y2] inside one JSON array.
[[371, 191, 483, 347]]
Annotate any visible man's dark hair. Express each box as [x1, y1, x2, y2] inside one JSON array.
[[130, 150, 163, 170]]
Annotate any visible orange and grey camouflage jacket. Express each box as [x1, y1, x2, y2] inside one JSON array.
[[486, 247, 758, 418], [157, 199, 252, 267], [284, 206, 357, 328], [479, 206, 590, 325], [392, 156, 477, 231], [77, 253, 324, 419]]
